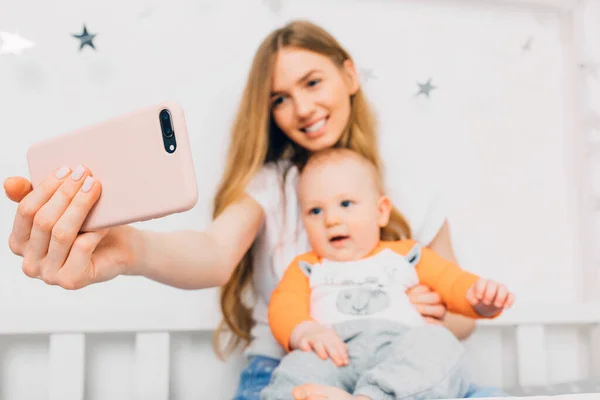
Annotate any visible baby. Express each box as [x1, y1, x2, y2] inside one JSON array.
[[260, 148, 514, 400]]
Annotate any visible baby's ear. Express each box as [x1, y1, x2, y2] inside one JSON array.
[[298, 261, 313, 277], [377, 195, 393, 227]]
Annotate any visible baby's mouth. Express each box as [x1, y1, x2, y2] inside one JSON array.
[[329, 235, 349, 243]]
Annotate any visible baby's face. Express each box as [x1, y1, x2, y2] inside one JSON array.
[[298, 157, 391, 262]]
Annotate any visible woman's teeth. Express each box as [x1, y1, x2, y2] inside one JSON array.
[[302, 118, 326, 133]]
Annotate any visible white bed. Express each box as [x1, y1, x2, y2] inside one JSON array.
[[0, 298, 598, 399]]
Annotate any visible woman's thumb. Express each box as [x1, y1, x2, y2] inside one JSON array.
[[3, 177, 32, 203]]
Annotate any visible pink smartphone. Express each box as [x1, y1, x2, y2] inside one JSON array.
[[26, 101, 199, 232]]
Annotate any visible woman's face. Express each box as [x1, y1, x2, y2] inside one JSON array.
[[270, 47, 359, 153]]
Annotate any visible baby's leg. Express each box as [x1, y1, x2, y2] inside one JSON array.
[[354, 324, 471, 400], [260, 350, 349, 400]]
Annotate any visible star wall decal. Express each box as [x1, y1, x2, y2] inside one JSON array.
[[72, 25, 97, 51], [416, 78, 436, 98]]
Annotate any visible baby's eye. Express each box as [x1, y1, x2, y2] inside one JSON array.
[[307, 79, 321, 88], [340, 200, 352, 208], [309, 207, 322, 215]]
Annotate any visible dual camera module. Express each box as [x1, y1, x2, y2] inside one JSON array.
[[159, 109, 177, 154]]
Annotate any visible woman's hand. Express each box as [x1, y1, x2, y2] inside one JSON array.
[[406, 284, 447, 324], [4, 166, 138, 290]]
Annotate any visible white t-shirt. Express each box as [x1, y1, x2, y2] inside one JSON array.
[[243, 159, 446, 359]]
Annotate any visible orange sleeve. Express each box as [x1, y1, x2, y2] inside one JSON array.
[[386, 240, 498, 319], [268, 252, 319, 352]]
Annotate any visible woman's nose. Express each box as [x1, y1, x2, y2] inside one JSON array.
[[295, 95, 315, 119]]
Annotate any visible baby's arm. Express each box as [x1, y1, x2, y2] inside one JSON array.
[[268, 255, 315, 351], [415, 247, 482, 318], [268, 256, 348, 366], [391, 241, 510, 319]]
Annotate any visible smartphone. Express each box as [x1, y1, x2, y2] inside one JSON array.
[[26, 101, 199, 232]]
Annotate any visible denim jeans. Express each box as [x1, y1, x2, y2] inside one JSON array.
[[233, 355, 509, 400]]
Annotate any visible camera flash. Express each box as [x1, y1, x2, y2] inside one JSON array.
[[169, 144, 175, 151]]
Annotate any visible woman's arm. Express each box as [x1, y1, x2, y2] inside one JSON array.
[[426, 219, 477, 340], [125, 193, 265, 289], [5, 173, 264, 291]]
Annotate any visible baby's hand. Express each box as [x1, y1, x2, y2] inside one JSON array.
[[289, 321, 349, 367], [466, 278, 515, 317]]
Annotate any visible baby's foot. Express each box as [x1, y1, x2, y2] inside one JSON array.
[[292, 384, 355, 400]]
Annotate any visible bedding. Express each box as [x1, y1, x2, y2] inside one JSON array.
[[506, 379, 600, 397]]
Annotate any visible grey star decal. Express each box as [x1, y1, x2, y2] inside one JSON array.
[[416, 78, 436, 98], [72, 25, 97, 51]]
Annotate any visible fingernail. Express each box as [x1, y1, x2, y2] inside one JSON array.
[[72, 165, 85, 181], [55, 166, 70, 179], [82, 176, 94, 192]]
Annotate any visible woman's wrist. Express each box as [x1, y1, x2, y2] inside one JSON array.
[[118, 225, 148, 277], [443, 312, 476, 341]]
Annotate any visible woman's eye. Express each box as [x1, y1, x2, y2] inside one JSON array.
[[340, 200, 352, 208], [309, 207, 322, 215], [307, 79, 321, 87], [272, 96, 285, 107]]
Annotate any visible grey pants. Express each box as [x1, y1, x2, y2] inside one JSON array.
[[260, 320, 471, 400]]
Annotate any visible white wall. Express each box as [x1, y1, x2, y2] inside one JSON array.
[[0, 0, 598, 398]]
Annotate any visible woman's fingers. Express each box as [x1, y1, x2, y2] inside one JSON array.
[[406, 284, 431, 297], [27, 166, 90, 263], [414, 303, 446, 320], [410, 291, 442, 305], [43, 172, 101, 280], [9, 167, 71, 257], [423, 316, 444, 326]]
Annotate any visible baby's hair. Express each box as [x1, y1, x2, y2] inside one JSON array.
[[300, 148, 385, 194]]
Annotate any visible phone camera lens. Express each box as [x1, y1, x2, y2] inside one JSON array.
[[159, 109, 174, 138]]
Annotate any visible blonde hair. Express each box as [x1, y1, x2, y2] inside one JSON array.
[[212, 20, 412, 359]]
